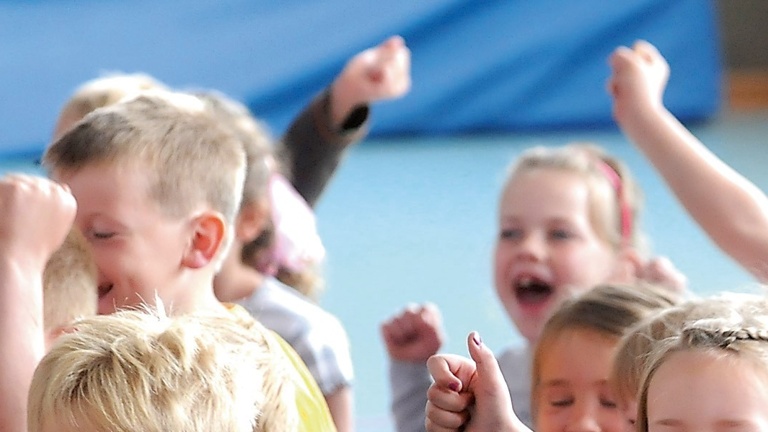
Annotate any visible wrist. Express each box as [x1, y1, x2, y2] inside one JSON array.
[[330, 77, 368, 128]]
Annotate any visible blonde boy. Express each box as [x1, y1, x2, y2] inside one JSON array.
[[28, 307, 297, 432], [52, 72, 168, 141], [42, 91, 336, 431]]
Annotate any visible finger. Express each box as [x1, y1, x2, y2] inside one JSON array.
[[382, 34, 405, 50], [425, 400, 471, 431], [466, 332, 511, 399], [633, 40, 661, 62], [426, 382, 474, 412], [608, 46, 635, 72], [427, 354, 468, 392]]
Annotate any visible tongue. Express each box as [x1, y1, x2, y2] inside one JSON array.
[[517, 284, 551, 304]]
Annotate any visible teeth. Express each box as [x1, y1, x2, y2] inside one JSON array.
[[518, 276, 533, 288]]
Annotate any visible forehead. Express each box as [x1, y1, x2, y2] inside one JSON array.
[[648, 350, 768, 426], [54, 162, 155, 212], [501, 168, 593, 215], [538, 329, 617, 382]]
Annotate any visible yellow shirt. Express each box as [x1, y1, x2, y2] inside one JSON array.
[[225, 303, 337, 432]]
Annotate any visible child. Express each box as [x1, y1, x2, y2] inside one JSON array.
[[27, 307, 298, 432], [424, 283, 679, 432], [608, 40, 768, 282], [199, 90, 355, 432], [41, 91, 336, 431], [52, 72, 169, 141], [382, 143, 686, 429], [0, 174, 77, 432], [51, 34, 410, 300], [611, 293, 768, 425], [635, 293, 768, 431]]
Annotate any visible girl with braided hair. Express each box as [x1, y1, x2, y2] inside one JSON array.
[[635, 292, 768, 431]]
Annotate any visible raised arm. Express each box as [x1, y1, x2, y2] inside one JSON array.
[[609, 40, 768, 281], [278, 35, 411, 207], [0, 174, 75, 432]]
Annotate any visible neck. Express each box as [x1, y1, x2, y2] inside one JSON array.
[[213, 248, 265, 302]]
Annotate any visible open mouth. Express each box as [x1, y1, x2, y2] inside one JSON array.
[[98, 283, 113, 299], [515, 276, 553, 305]]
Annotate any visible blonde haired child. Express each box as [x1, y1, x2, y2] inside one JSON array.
[[424, 283, 679, 432], [382, 143, 686, 429], [609, 40, 768, 282], [28, 307, 298, 432], [610, 293, 768, 426], [42, 91, 336, 431], [52, 72, 169, 141], [41, 228, 97, 347], [635, 293, 768, 431]]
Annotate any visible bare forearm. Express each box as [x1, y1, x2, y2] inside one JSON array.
[[622, 108, 768, 280], [0, 259, 45, 432]]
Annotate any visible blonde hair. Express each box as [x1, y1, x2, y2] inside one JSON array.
[[505, 143, 644, 252], [28, 307, 299, 432], [634, 293, 768, 431], [42, 228, 97, 332], [611, 295, 752, 408], [53, 72, 168, 140], [43, 91, 247, 269], [531, 283, 679, 422]]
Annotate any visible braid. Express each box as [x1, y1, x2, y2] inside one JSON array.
[[682, 325, 768, 349]]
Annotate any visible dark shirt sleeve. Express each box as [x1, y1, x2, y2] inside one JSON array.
[[276, 88, 370, 208]]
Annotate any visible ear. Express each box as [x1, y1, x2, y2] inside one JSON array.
[[182, 212, 226, 269], [610, 246, 643, 284], [236, 199, 270, 242]]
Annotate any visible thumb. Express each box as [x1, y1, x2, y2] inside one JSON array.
[[466, 332, 514, 411]]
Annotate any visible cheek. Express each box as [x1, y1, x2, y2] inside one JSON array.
[[553, 246, 617, 286], [493, 243, 509, 286], [600, 409, 630, 432]]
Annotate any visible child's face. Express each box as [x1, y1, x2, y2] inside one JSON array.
[[56, 163, 195, 315], [494, 168, 623, 343], [535, 329, 629, 432], [645, 349, 768, 431]]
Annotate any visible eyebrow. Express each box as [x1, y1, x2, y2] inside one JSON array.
[[542, 379, 609, 387], [652, 419, 756, 429], [541, 379, 570, 388]]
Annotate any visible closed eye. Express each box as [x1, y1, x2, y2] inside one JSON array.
[[91, 231, 116, 240], [549, 228, 574, 240], [499, 228, 523, 240], [549, 398, 574, 407]]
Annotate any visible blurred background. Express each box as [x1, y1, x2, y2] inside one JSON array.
[[2, 1, 767, 430]]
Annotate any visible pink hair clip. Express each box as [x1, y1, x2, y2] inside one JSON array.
[[266, 173, 326, 275]]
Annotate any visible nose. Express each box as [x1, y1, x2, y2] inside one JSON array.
[[515, 231, 546, 262], [565, 400, 601, 432]]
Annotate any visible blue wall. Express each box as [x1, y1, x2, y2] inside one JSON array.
[[0, 0, 721, 156]]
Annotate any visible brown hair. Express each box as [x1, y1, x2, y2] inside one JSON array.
[[531, 283, 680, 421]]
